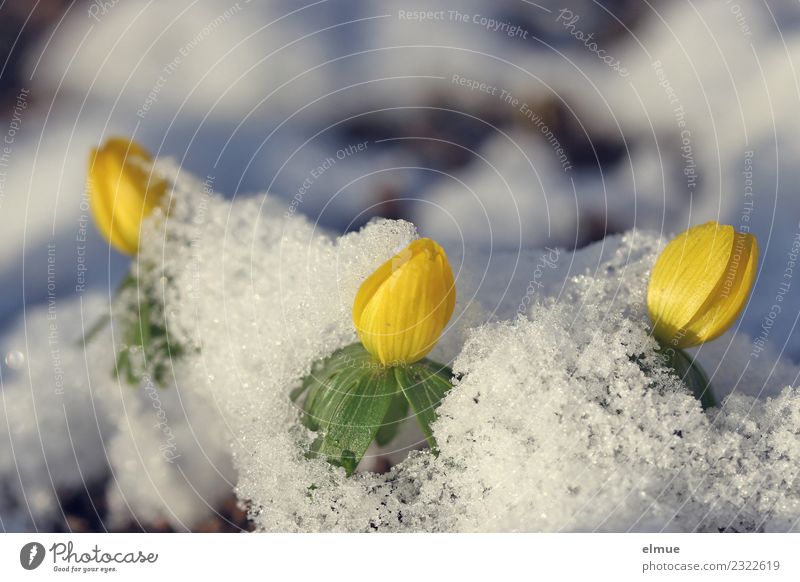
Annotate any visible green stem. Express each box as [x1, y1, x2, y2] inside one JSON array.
[[75, 273, 137, 347], [658, 340, 716, 410]]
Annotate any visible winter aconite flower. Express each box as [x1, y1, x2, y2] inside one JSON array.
[[354, 238, 456, 365], [88, 137, 167, 255], [647, 221, 758, 349]]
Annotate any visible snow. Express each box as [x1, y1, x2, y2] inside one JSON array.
[[0, 294, 110, 530], [174, 180, 799, 532]]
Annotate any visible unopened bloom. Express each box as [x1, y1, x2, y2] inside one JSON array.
[[353, 238, 456, 365], [647, 221, 758, 348], [88, 137, 167, 255]]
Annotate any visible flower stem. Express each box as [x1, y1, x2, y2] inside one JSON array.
[[75, 273, 137, 347], [658, 341, 716, 410]]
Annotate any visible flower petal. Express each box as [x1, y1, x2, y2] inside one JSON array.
[[647, 222, 734, 346], [88, 137, 166, 255], [684, 232, 758, 344], [354, 238, 455, 364]]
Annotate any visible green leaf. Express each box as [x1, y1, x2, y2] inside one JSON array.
[[309, 369, 396, 475], [295, 344, 367, 405], [302, 351, 371, 432], [296, 344, 455, 474], [393, 360, 453, 451], [374, 393, 409, 447], [108, 267, 188, 388], [114, 348, 137, 385], [289, 382, 308, 403]]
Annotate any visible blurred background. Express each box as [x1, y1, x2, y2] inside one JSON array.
[[0, 0, 676, 328], [3, 0, 798, 331], [2, 0, 800, 530]]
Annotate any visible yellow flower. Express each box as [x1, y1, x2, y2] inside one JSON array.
[[88, 137, 167, 255], [647, 221, 758, 348], [353, 238, 456, 365]]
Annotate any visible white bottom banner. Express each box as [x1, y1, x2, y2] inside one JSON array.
[[0, 533, 797, 580]]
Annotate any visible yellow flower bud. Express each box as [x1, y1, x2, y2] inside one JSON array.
[[353, 238, 456, 365], [88, 137, 167, 255], [647, 221, 758, 348]]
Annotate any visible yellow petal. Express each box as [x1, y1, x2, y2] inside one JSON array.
[[647, 221, 758, 348], [88, 137, 167, 255], [354, 238, 456, 365], [683, 232, 758, 344]]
